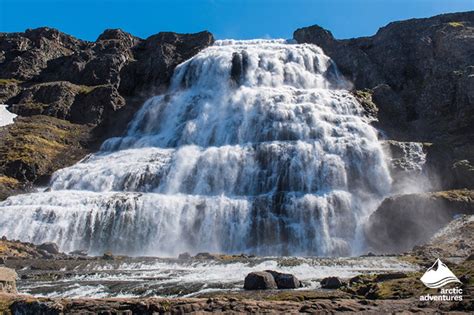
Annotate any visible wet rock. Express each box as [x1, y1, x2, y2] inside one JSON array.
[[243, 271, 277, 290], [102, 251, 115, 260], [69, 249, 88, 256], [320, 276, 344, 289], [194, 252, 217, 260], [374, 272, 407, 282], [178, 252, 191, 260], [265, 270, 301, 289], [352, 89, 378, 119], [37, 242, 60, 255]]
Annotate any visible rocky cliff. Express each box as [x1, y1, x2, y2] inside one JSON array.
[[295, 11, 474, 190], [295, 11, 474, 253], [0, 27, 214, 197]]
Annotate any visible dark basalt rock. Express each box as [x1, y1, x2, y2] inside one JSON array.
[[102, 251, 114, 260], [320, 276, 344, 289], [178, 252, 191, 260], [37, 242, 60, 255], [265, 270, 301, 289], [194, 252, 217, 260], [243, 271, 278, 290]]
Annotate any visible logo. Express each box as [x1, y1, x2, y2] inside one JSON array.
[[420, 258, 461, 289], [419, 258, 463, 302]]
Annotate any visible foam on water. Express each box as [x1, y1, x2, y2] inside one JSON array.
[[0, 40, 392, 256]]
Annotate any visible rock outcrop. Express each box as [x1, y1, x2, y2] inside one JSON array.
[[294, 12, 474, 141], [244, 270, 301, 290], [320, 276, 344, 289], [243, 271, 278, 290], [365, 190, 474, 253], [0, 115, 91, 185], [0, 237, 66, 259], [0, 267, 17, 294], [0, 27, 214, 199]]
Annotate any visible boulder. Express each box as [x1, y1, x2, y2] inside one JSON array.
[[365, 190, 474, 253], [194, 252, 217, 260], [265, 270, 301, 289], [37, 242, 60, 255], [320, 276, 344, 289], [102, 251, 114, 260], [243, 271, 277, 290], [178, 252, 191, 260]]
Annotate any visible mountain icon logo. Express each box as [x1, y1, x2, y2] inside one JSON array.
[[420, 258, 461, 289]]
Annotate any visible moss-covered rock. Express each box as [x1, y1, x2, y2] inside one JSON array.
[[0, 115, 92, 185], [0, 176, 26, 201]]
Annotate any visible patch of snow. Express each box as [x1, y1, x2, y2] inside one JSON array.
[[0, 105, 16, 127]]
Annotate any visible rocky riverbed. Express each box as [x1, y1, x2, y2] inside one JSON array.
[[0, 230, 473, 313]]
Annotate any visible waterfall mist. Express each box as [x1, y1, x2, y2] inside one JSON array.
[[0, 40, 392, 256]]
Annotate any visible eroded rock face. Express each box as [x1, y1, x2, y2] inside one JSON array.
[[364, 190, 474, 253]]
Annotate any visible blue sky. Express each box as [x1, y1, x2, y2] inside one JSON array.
[[1, 0, 473, 41]]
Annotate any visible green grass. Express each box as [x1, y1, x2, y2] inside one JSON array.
[[0, 78, 21, 85], [448, 22, 464, 28]]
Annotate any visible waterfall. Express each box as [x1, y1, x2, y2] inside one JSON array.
[[0, 40, 391, 256]]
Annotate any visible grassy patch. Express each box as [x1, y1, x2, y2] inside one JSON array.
[[0, 176, 19, 186], [77, 84, 110, 95], [0, 115, 92, 183], [448, 21, 464, 28], [0, 78, 21, 85]]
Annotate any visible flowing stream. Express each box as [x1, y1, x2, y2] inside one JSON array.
[[0, 40, 392, 257]]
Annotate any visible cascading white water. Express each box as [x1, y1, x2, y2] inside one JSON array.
[[0, 40, 392, 256]]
